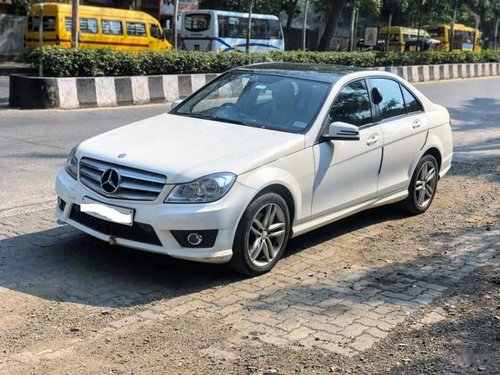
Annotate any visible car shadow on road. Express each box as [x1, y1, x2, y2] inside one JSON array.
[[0, 203, 414, 309], [449, 97, 500, 132]]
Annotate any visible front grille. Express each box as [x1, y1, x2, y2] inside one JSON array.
[[70, 204, 162, 246], [79, 157, 167, 201]]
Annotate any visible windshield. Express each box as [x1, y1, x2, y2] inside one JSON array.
[[172, 72, 331, 133]]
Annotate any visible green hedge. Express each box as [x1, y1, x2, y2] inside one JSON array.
[[22, 46, 500, 78]]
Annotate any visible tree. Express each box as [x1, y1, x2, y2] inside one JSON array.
[[314, 0, 349, 51], [313, 0, 381, 51]]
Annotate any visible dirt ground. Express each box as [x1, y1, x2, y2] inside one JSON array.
[[0, 159, 498, 374]]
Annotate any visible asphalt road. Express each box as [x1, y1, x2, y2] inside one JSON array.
[[0, 77, 498, 214]]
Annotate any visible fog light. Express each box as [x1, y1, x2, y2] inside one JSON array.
[[171, 230, 218, 248], [187, 233, 203, 246]]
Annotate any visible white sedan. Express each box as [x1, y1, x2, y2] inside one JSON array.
[[56, 63, 453, 275]]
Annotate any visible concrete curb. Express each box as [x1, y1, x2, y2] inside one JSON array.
[[9, 62, 500, 109]]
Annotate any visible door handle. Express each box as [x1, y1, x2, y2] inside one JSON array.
[[366, 134, 379, 146], [412, 119, 422, 129]]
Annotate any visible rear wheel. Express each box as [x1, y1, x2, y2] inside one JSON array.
[[401, 155, 439, 214], [229, 192, 290, 276]]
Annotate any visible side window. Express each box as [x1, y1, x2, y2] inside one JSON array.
[[80, 18, 98, 34], [371, 78, 406, 120], [150, 24, 162, 39], [401, 85, 423, 113], [28, 16, 56, 32], [102, 20, 123, 35], [329, 80, 372, 127], [126, 22, 147, 37]]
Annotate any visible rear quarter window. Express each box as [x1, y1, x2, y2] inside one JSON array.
[[401, 85, 423, 113]]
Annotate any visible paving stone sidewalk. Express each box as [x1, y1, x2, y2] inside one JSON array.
[[1, 206, 497, 361]]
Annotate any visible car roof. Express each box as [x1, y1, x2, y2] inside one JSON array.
[[234, 63, 364, 84]]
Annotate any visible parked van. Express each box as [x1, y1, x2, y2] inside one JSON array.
[[24, 3, 171, 52], [378, 26, 430, 52], [425, 23, 481, 52]]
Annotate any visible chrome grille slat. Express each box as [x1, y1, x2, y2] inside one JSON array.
[[80, 158, 166, 184], [80, 166, 102, 181], [79, 157, 167, 201], [119, 179, 164, 193]]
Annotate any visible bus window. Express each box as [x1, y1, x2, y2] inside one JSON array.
[[218, 16, 281, 40], [269, 19, 282, 39], [102, 20, 123, 35], [80, 18, 98, 34], [218, 16, 245, 38], [185, 14, 211, 32], [390, 33, 400, 42], [28, 16, 56, 32], [150, 24, 162, 39], [427, 27, 444, 38], [252, 18, 281, 40], [126, 22, 146, 37]]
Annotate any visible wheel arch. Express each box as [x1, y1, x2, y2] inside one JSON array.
[[258, 184, 296, 227], [422, 147, 442, 172]]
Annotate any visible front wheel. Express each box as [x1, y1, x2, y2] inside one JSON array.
[[401, 155, 439, 214], [229, 192, 290, 276]]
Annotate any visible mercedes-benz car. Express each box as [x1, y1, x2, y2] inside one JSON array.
[[56, 63, 453, 275]]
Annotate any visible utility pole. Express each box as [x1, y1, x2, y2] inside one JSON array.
[[386, 14, 392, 52], [71, 0, 79, 48], [38, 3, 44, 77], [416, 0, 425, 51], [450, 0, 459, 52], [245, 0, 253, 54], [302, 0, 309, 50], [173, 0, 179, 50], [494, 17, 499, 50], [349, 1, 357, 52]]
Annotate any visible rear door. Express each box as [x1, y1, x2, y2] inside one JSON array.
[[370, 78, 429, 196]]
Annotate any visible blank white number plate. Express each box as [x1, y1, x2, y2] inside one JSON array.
[[81, 197, 134, 226]]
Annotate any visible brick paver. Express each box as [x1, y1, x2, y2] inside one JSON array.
[[0, 206, 498, 361]]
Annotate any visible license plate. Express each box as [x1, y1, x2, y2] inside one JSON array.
[[81, 197, 134, 226]]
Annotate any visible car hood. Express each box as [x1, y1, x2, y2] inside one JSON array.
[[77, 113, 305, 183]]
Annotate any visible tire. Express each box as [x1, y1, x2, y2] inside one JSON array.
[[401, 154, 439, 215], [229, 192, 291, 276]]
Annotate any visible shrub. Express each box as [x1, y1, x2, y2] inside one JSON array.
[[22, 46, 500, 78]]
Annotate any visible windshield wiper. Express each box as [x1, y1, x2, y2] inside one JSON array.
[[175, 113, 261, 128], [209, 116, 248, 126]]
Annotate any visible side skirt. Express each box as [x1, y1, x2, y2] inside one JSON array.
[[291, 190, 408, 238]]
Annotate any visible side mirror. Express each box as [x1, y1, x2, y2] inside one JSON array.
[[371, 87, 383, 105], [170, 99, 183, 111], [325, 121, 360, 141]]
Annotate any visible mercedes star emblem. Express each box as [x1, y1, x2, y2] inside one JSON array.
[[100, 168, 121, 194]]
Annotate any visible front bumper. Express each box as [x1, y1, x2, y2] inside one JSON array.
[[55, 169, 255, 264]]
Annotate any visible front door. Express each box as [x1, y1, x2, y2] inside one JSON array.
[[311, 79, 382, 218]]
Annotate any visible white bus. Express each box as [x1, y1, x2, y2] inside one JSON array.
[[180, 10, 284, 52]]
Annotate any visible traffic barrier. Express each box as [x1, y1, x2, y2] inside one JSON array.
[[9, 62, 500, 109]]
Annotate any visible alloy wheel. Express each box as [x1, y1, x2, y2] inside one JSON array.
[[414, 160, 437, 209], [246, 202, 287, 267]]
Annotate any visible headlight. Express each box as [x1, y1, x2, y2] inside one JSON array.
[[165, 172, 236, 203], [65, 145, 78, 180]]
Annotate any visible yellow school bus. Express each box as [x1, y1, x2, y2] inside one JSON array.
[[425, 23, 481, 52], [378, 26, 430, 52], [24, 3, 172, 52]]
